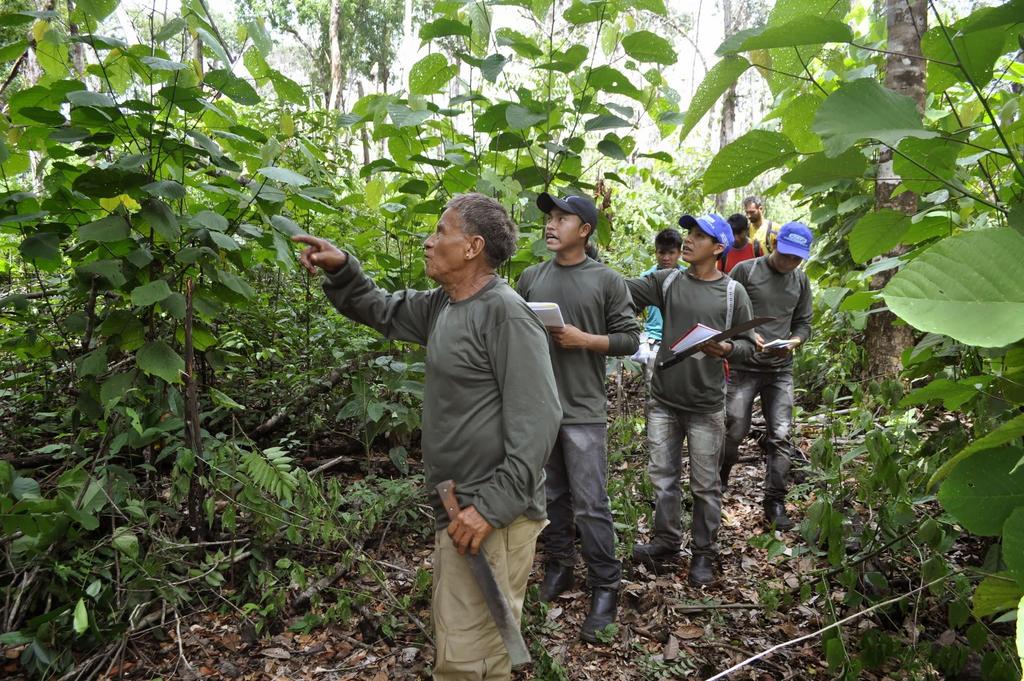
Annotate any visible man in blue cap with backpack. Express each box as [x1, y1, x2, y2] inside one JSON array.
[[627, 213, 756, 586], [720, 222, 814, 531]]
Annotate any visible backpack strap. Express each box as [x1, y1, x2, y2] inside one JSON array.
[[725, 278, 737, 329], [753, 240, 763, 257], [660, 267, 681, 304]]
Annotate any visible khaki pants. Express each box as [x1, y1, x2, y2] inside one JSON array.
[[432, 515, 544, 681]]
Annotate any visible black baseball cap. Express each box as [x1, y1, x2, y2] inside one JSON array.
[[537, 192, 599, 231]]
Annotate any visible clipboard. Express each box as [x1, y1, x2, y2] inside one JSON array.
[[658, 316, 776, 370]]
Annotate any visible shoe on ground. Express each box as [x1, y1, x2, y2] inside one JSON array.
[[580, 587, 617, 643], [764, 500, 795, 530], [539, 562, 574, 602], [687, 554, 715, 586], [631, 542, 680, 569]]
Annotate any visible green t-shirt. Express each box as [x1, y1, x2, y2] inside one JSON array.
[[322, 256, 562, 530], [517, 257, 640, 424], [627, 270, 756, 413], [729, 256, 813, 372]]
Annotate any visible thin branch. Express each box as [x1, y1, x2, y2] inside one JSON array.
[[705, 572, 957, 681], [849, 41, 957, 67]]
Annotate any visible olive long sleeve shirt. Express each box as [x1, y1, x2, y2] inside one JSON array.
[[517, 257, 640, 424], [322, 255, 562, 530], [627, 269, 756, 414]]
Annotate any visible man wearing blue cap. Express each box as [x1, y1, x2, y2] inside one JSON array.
[[720, 222, 814, 530], [626, 213, 756, 585], [518, 191, 640, 642]]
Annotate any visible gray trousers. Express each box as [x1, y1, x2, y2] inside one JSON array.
[[646, 403, 726, 557], [542, 424, 621, 589], [721, 369, 796, 502]]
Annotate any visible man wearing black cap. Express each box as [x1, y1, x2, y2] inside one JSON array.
[[517, 191, 640, 642], [626, 214, 756, 586], [721, 222, 814, 531]]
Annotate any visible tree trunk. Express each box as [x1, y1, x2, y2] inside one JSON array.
[[865, 0, 926, 381], [328, 0, 344, 110], [716, 0, 736, 213], [357, 80, 370, 165], [67, 0, 85, 75]]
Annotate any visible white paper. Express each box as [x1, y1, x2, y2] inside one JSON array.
[[527, 302, 565, 328], [761, 338, 794, 350], [669, 323, 719, 360]]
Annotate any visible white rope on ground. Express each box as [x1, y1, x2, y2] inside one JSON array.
[[704, 573, 955, 681]]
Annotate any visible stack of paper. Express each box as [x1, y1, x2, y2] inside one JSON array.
[[669, 323, 719, 360], [761, 338, 794, 350], [527, 302, 565, 328]]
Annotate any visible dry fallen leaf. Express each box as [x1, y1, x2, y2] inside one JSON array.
[[260, 647, 291, 660], [675, 624, 705, 640], [663, 634, 680, 661]]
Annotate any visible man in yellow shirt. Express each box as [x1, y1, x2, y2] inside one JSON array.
[[744, 196, 777, 254]]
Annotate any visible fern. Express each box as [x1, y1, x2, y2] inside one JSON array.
[[241, 447, 299, 503]]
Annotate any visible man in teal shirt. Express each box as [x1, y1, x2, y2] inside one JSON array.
[[632, 228, 684, 374]]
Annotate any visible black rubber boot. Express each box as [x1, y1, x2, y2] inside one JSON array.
[[764, 500, 795, 530], [687, 555, 715, 586], [539, 563, 574, 602], [631, 542, 680, 570], [580, 587, 618, 643]]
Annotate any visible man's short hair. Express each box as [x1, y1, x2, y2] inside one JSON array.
[[742, 195, 764, 209], [446, 193, 518, 268], [654, 228, 683, 251], [727, 213, 749, 235]]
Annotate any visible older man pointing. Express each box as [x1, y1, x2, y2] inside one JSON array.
[[293, 192, 561, 680]]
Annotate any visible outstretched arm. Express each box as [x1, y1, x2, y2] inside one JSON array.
[[292, 235, 436, 345]]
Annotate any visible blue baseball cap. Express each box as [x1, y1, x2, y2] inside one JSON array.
[[776, 222, 813, 259], [537, 192, 599, 231], [678, 213, 735, 249]]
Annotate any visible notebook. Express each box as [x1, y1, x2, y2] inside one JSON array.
[[527, 302, 565, 328], [669, 323, 720, 360], [761, 338, 794, 350]]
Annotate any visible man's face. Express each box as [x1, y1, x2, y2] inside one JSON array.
[[682, 226, 723, 265], [424, 208, 475, 283], [744, 202, 763, 225], [656, 246, 681, 270], [732, 227, 749, 247], [768, 250, 804, 273], [545, 207, 589, 254]]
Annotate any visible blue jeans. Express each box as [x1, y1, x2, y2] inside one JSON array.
[[645, 403, 726, 557], [721, 369, 797, 502], [542, 424, 621, 589]]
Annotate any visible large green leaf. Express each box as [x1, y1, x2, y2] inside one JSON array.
[[505, 104, 546, 129], [204, 69, 260, 105], [409, 53, 457, 95], [136, 340, 184, 384], [892, 136, 960, 195], [140, 199, 180, 241], [972, 573, 1024, 619], [78, 216, 130, 242], [848, 209, 908, 264], [921, 24, 1008, 93], [258, 167, 310, 187], [130, 280, 172, 307], [679, 56, 750, 141], [587, 65, 642, 101], [882, 228, 1024, 347], [767, 93, 823, 153], [419, 17, 472, 43], [931, 413, 1024, 485], [703, 130, 795, 194], [938, 446, 1024, 536], [621, 30, 677, 64], [564, 0, 609, 25], [19, 232, 61, 270], [812, 79, 937, 157], [717, 16, 852, 55], [1004, 508, 1024, 589], [781, 148, 866, 187]]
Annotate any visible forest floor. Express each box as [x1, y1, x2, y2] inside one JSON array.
[[5, 379, 948, 681], [97, 454, 831, 681]]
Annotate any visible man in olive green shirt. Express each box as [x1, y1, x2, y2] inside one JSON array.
[[627, 214, 755, 586], [293, 193, 561, 680], [517, 192, 639, 643]]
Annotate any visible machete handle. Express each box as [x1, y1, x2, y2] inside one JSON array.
[[436, 479, 460, 522]]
